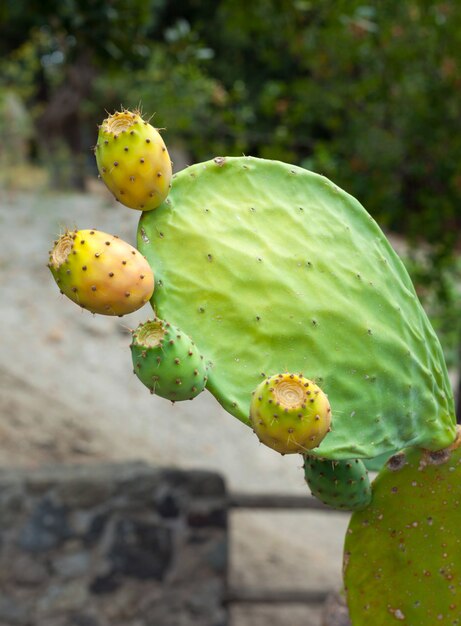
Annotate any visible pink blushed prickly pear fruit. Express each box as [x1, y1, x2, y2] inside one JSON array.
[[48, 229, 154, 316], [249, 373, 332, 454], [95, 108, 172, 211]]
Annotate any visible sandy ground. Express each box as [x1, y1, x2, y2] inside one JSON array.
[[0, 181, 352, 626]]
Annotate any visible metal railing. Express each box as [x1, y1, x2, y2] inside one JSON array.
[[225, 493, 348, 606]]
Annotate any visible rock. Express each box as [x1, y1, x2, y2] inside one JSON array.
[[187, 500, 227, 528], [54, 476, 113, 508], [0, 463, 228, 625], [155, 488, 181, 519], [0, 595, 30, 625], [0, 482, 24, 526], [83, 511, 110, 547], [109, 517, 173, 581], [89, 571, 121, 595], [206, 538, 228, 574], [52, 551, 91, 580], [11, 553, 48, 586], [70, 508, 109, 546], [162, 469, 226, 497], [322, 591, 351, 626], [18, 496, 70, 552], [37, 581, 88, 614], [70, 614, 102, 626]]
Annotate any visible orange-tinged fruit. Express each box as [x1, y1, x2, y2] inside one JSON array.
[[48, 229, 154, 316], [95, 108, 172, 211]]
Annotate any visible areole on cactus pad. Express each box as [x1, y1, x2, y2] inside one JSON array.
[[137, 156, 456, 465]]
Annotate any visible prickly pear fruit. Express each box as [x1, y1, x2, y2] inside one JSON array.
[[48, 229, 154, 316], [249, 373, 331, 454], [95, 108, 172, 211], [344, 426, 461, 625], [303, 457, 371, 511], [130, 318, 208, 401]]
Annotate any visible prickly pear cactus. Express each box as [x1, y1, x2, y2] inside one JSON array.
[[344, 427, 461, 625], [130, 318, 208, 401], [47, 114, 460, 625], [95, 109, 172, 211], [48, 229, 154, 315], [249, 373, 331, 454], [137, 156, 455, 464], [304, 457, 371, 511]]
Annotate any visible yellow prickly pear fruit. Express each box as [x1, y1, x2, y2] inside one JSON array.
[[249, 373, 332, 454], [95, 108, 172, 211], [48, 229, 154, 316]]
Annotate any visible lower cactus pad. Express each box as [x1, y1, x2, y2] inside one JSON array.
[[304, 457, 371, 511], [137, 156, 455, 463], [249, 373, 331, 454], [344, 427, 461, 625]]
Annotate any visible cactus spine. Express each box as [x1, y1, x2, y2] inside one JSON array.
[[95, 109, 172, 211], [48, 229, 154, 316]]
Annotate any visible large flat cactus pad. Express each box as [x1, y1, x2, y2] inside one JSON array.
[[137, 157, 455, 462]]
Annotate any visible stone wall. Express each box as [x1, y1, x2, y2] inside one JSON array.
[[0, 462, 228, 626]]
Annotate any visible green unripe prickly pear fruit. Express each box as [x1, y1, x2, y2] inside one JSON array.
[[249, 373, 331, 454], [304, 456, 372, 511], [48, 229, 154, 316], [95, 108, 172, 211], [130, 318, 208, 401]]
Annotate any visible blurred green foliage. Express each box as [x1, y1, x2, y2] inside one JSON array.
[[405, 250, 461, 370], [0, 0, 460, 369]]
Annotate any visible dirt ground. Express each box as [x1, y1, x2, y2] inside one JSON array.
[[2, 178, 456, 626]]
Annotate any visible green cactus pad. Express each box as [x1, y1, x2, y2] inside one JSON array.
[[249, 373, 331, 454], [137, 156, 455, 462], [344, 428, 461, 625], [304, 457, 371, 511], [131, 319, 208, 401]]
